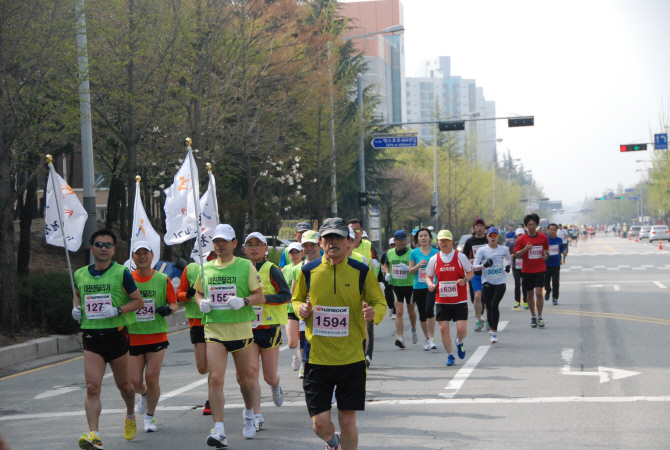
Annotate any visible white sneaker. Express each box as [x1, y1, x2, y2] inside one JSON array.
[[423, 338, 430, 351], [490, 332, 498, 344], [144, 415, 157, 432], [272, 386, 284, 407], [429, 339, 438, 350], [386, 309, 393, 318], [291, 355, 300, 371], [411, 330, 418, 345], [254, 414, 264, 431], [206, 429, 228, 448], [243, 416, 256, 439], [137, 394, 147, 414], [391, 313, 396, 319]]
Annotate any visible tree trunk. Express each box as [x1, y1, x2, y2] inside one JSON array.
[[106, 175, 120, 229], [124, 0, 137, 242], [17, 162, 38, 276]]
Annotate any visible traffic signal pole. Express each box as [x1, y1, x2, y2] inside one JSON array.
[[358, 75, 367, 231], [433, 122, 439, 232]]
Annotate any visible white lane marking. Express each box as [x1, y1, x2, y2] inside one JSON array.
[[586, 284, 620, 291], [279, 344, 289, 352], [563, 280, 670, 284], [498, 321, 508, 331], [618, 265, 631, 268], [642, 265, 656, 268], [606, 268, 620, 271], [439, 345, 490, 399], [560, 348, 639, 383], [103, 373, 114, 379], [593, 265, 606, 269], [582, 268, 595, 271], [571, 266, 583, 269], [34, 386, 81, 399], [653, 281, 667, 289], [632, 267, 646, 270], [560, 348, 573, 373], [158, 378, 208, 402]]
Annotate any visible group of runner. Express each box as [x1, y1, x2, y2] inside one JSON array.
[[72, 212, 567, 450]]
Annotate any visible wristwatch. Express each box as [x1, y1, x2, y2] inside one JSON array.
[[243, 298, 249, 306], [116, 307, 123, 316]]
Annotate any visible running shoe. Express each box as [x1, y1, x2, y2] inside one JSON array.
[[446, 354, 455, 366], [411, 329, 418, 344], [137, 394, 147, 414], [124, 414, 136, 441], [326, 431, 341, 450], [423, 338, 430, 351], [553, 299, 558, 305], [531, 317, 537, 328], [455, 340, 466, 359], [513, 302, 520, 309], [395, 337, 405, 349], [207, 429, 228, 448], [387, 309, 393, 318], [254, 414, 264, 431], [490, 332, 498, 344], [78, 432, 103, 449], [391, 313, 396, 319], [243, 416, 256, 439], [486, 320, 490, 331], [203, 400, 212, 416], [538, 317, 545, 328], [524, 302, 529, 310], [544, 290, 550, 301], [474, 320, 483, 332], [291, 355, 300, 371], [144, 416, 157, 433], [429, 339, 438, 350], [272, 386, 284, 407]]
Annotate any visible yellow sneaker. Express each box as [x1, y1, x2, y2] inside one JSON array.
[[124, 414, 136, 441], [78, 431, 103, 449]]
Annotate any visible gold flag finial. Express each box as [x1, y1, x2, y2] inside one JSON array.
[[135, 175, 141, 183], [46, 154, 53, 164], [206, 162, 212, 171], [185, 137, 192, 147]]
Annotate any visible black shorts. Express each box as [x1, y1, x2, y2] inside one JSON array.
[[288, 312, 299, 321], [303, 361, 367, 417], [252, 326, 283, 350], [82, 327, 129, 363], [392, 285, 414, 304], [205, 336, 254, 353], [435, 303, 469, 322], [522, 271, 546, 292], [129, 340, 169, 356], [190, 325, 206, 345]]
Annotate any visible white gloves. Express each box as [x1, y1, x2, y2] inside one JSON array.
[[385, 273, 391, 282], [396, 263, 409, 271], [199, 299, 212, 313], [72, 306, 81, 321], [378, 282, 385, 293], [226, 296, 245, 310], [370, 259, 380, 269], [102, 305, 119, 319]]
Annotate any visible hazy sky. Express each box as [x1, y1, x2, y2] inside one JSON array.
[[399, 0, 670, 213]]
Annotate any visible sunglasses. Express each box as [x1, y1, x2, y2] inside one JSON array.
[[488, 234, 499, 238], [353, 229, 362, 233], [93, 242, 115, 249]]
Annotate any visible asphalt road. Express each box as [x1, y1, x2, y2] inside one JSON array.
[[1, 234, 670, 449]]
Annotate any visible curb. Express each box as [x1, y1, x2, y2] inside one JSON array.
[[0, 309, 188, 370]]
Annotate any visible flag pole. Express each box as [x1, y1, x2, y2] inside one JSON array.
[[46, 155, 78, 309], [186, 138, 206, 288], [128, 175, 141, 267], [206, 162, 220, 222]]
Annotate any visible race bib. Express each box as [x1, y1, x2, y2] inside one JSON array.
[[208, 284, 237, 310], [549, 244, 559, 256], [313, 306, 349, 337], [84, 294, 112, 320], [251, 306, 263, 328], [487, 265, 503, 279], [472, 245, 485, 256], [438, 281, 458, 297], [528, 246, 543, 260], [392, 264, 407, 280], [418, 268, 428, 283], [515, 258, 523, 269], [136, 298, 155, 322]]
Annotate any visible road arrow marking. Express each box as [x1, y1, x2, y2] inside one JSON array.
[[586, 284, 620, 291], [560, 348, 640, 383], [653, 281, 667, 289]]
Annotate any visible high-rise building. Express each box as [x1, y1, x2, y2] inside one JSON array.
[[339, 0, 406, 124], [406, 56, 497, 166]]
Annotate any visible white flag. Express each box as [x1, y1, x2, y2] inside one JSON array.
[[44, 170, 88, 252], [126, 184, 162, 270], [191, 176, 218, 260], [164, 151, 199, 245]]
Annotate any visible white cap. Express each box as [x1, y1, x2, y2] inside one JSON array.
[[132, 240, 152, 253], [362, 230, 368, 238], [349, 227, 356, 240], [515, 228, 525, 236], [212, 224, 236, 241], [244, 232, 267, 245], [388, 238, 395, 245], [288, 242, 303, 252]]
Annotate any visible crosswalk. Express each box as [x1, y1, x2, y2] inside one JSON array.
[[563, 264, 670, 272]]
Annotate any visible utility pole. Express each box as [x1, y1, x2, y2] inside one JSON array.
[[357, 75, 367, 230], [433, 122, 439, 231]]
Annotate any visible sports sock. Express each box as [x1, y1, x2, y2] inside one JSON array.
[[214, 422, 224, 434], [244, 408, 254, 420], [326, 432, 340, 448], [126, 413, 135, 420], [145, 414, 153, 422]]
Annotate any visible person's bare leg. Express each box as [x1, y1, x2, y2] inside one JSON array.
[[535, 287, 544, 316], [128, 353, 146, 395], [248, 344, 263, 414], [338, 410, 358, 450], [193, 342, 208, 375], [426, 317, 436, 340], [394, 302, 405, 336], [312, 411, 336, 442], [109, 353, 136, 416], [143, 350, 166, 415], [206, 342, 229, 423], [527, 290, 536, 316], [474, 291, 483, 321], [231, 346, 258, 410], [83, 351, 107, 432], [439, 321, 452, 354], [406, 303, 417, 330], [456, 320, 467, 343]]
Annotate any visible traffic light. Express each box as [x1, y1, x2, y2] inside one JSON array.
[[620, 144, 647, 152], [508, 117, 534, 127], [358, 192, 368, 207], [594, 197, 605, 201], [439, 120, 465, 131], [430, 205, 437, 217]]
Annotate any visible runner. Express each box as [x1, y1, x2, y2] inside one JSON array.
[[243, 232, 291, 431], [379, 238, 397, 319], [193, 224, 266, 447], [283, 242, 304, 374], [127, 241, 178, 433], [424, 230, 474, 366], [513, 214, 550, 328], [348, 219, 380, 278], [473, 228, 511, 344], [279, 222, 311, 268], [292, 218, 386, 450], [570, 226, 580, 247], [72, 229, 144, 449], [462, 218, 489, 331], [544, 224, 567, 306], [384, 230, 417, 348], [504, 225, 516, 253], [511, 227, 527, 309], [557, 225, 569, 264], [408, 228, 439, 350]]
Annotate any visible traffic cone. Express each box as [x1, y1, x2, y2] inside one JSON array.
[[628, 234, 631, 241], [659, 240, 663, 251], [635, 235, 638, 243]]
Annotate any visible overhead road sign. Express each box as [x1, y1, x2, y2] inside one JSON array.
[[628, 197, 638, 200], [371, 136, 418, 148], [620, 144, 647, 152], [624, 188, 635, 193], [655, 133, 668, 150]]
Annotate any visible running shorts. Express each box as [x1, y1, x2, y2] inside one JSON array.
[[435, 303, 469, 322], [288, 312, 299, 321], [470, 275, 483, 292], [190, 325, 206, 345], [129, 340, 169, 356], [83, 327, 129, 363], [522, 271, 546, 292], [205, 336, 254, 353], [392, 285, 414, 304], [303, 360, 367, 417], [252, 326, 283, 350]]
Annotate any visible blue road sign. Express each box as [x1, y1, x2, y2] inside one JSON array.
[[608, 192, 614, 198], [624, 188, 635, 193], [655, 133, 668, 150], [372, 137, 418, 149], [628, 197, 638, 200]]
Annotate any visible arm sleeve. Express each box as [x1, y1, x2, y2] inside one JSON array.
[[291, 267, 308, 312], [513, 236, 524, 253], [362, 269, 387, 325], [122, 269, 138, 295], [473, 249, 483, 266], [264, 266, 292, 305], [166, 278, 178, 304], [176, 269, 192, 303], [504, 248, 511, 266], [462, 241, 472, 259]]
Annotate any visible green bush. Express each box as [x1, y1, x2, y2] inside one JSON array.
[[267, 248, 282, 265], [18, 272, 80, 335]]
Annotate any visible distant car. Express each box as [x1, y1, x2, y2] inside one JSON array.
[[263, 236, 291, 249], [629, 226, 641, 237], [639, 226, 652, 240], [538, 219, 550, 232], [456, 234, 471, 253], [649, 226, 670, 243]]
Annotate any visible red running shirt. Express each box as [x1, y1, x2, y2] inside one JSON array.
[[513, 233, 549, 274]]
